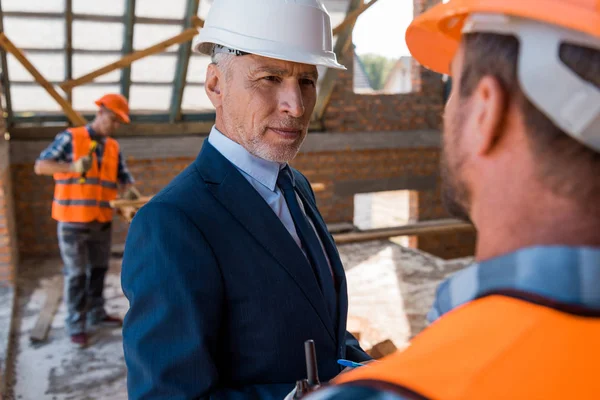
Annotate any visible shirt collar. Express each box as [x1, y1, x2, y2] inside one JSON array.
[[86, 124, 102, 142], [428, 245, 600, 322], [208, 125, 284, 192]]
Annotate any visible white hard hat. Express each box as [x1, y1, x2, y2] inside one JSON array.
[[193, 0, 346, 70]]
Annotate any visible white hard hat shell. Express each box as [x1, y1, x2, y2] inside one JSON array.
[[193, 0, 346, 70]]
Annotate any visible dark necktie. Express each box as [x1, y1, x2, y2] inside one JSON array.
[[277, 167, 337, 321]]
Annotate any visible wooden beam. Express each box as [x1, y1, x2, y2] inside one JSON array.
[[312, 0, 362, 123], [3, 11, 184, 25], [16, 48, 178, 55], [30, 276, 63, 343], [11, 80, 198, 87], [60, 27, 199, 91], [121, 0, 136, 99], [332, 0, 379, 36], [0, 1, 13, 126], [11, 120, 215, 139], [65, 0, 73, 105], [191, 15, 204, 28], [332, 219, 474, 245], [0, 33, 86, 126], [169, 0, 200, 122]]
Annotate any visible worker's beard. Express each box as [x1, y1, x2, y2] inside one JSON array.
[[440, 106, 472, 224], [247, 121, 307, 163]]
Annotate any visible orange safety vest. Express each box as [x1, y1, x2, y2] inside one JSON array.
[[52, 126, 119, 223], [334, 295, 600, 399]]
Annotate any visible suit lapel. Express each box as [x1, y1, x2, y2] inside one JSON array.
[[294, 180, 349, 346], [195, 141, 336, 342]]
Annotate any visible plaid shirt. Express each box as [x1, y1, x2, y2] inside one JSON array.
[[37, 125, 134, 185], [428, 245, 600, 323]]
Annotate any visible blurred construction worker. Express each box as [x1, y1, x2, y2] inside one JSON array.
[[34, 93, 137, 348], [121, 0, 371, 399], [302, 0, 600, 399]]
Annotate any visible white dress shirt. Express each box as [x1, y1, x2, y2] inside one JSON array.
[[208, 126, 333, 275]]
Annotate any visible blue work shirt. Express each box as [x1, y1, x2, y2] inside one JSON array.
[[428, 245, 600, 323]]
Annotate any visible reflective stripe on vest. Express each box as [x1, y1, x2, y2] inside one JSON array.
[[334, 295, 600, 400], [52, 126, 119, 223]]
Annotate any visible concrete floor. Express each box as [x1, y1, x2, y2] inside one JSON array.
[[8, 258, 128, 400], [4, 243, 472, 399]]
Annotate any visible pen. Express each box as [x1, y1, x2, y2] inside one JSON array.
[[337, 359, 365, 369]]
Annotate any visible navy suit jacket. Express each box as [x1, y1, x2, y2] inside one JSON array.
[[122, 140, 370, 400]]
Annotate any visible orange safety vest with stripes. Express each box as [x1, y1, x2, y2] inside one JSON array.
[[52, 126, 119, 223], [334, 295, 600, 399]]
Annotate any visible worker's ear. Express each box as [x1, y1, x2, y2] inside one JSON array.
[[205, 64, 223, 108], [471, 75, 507, 156]]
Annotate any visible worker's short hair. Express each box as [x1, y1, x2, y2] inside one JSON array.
[[459, 33, 600, 211]]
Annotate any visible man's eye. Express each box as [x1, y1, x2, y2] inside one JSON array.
[[301, 79, 316, 87], [263, 76, 281, 83]]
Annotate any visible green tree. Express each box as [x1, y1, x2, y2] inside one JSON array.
[[358, 54, 396, 90]]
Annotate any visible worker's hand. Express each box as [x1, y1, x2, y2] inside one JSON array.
[[122, 186, 141, 200], [70, 155, 93, 174]]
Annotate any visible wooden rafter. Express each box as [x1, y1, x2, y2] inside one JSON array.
[[0, 33, 86, 126], [3, 11, 185, 26], [60, 28, 199, 91], [169, 0, 201, 123], [312, 0, 363, 123], [332, 0, 380, 36]]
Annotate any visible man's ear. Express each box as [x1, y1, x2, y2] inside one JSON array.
[[205, 64, 223, 108], [471, 75, 507, 156]]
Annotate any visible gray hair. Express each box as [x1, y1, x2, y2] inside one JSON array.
[[209, 44, 235, 80]]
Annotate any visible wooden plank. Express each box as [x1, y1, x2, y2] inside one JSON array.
[[60, 27, 199, 91], [311, 182, 326, 192], [312, 0, 362, 123], [191, 15, 204, 28], [121, 0, 136, 99], [0, 33, 87, 126], [17, 48, 178, 55], [170, 0, 201, 122], [30, 276, 63, 343], [333, 219, 474, 244], [366, 339, 397, 359], [332, 0, 380, 36], [110, 196, 153, 208], [0, 1, 13, 126], [3, 11, 184, 25]]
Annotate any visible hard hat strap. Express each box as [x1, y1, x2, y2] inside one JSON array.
[[462, 13, 600, 152], [212, 44, 249, 57]]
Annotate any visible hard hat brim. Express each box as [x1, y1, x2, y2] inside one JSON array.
[[406, 0, 600, 76]]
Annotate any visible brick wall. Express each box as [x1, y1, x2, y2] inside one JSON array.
[[323, 0, 444, 133], [0, 139, 18, 284], [11, 134, 474, 260]]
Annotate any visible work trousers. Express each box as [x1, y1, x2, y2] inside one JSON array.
[[57, 221, 112, 335]]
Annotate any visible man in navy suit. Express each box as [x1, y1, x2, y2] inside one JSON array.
[[121, 0, 371, 398]]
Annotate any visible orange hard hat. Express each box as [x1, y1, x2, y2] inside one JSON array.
[[405, 0, 600, 75], [95, 93, 130, 124]]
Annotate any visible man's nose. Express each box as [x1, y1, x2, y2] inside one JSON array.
[[278, 81, 305, 118]]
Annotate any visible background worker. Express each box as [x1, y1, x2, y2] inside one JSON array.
[[303, 0, 600, 399], [121, 0, 370, 398], [34, 93, 137, 348]]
